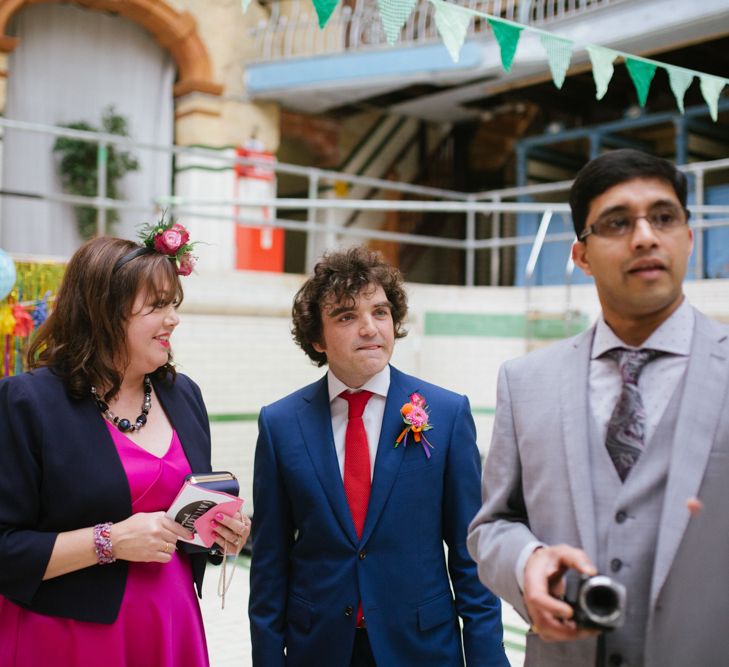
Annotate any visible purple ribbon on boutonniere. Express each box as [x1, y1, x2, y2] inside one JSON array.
[[394, 392, 434, 459]]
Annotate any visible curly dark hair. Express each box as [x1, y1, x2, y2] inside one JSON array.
[[292, 246, 408, 367], [28, 236, 183, 400]]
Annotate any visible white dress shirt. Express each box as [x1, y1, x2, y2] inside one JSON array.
[[326, 365, 390, 480]]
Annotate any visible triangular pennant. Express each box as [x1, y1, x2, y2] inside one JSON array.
[[310, 0, 339, 28], [586, 45, 617, 100], [487, 17, 523, 72], [312, 0, 340, 28], [699, 74, 726, 121], [378, 0, 418, 45], [666, 66, 694, 114], [625, 57, 657, 107], [430, 0, 472, 63], [241, 0, 251, 11], [539, 33, 573, 89]]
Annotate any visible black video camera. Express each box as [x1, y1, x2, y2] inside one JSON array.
[[564, 573, 626, 631]]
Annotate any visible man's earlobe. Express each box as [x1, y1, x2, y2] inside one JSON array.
[[572, 241, 592, 276], [313, 341, 325, 354]]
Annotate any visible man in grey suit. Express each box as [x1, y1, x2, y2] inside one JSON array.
[[468, 149, 729, 667]]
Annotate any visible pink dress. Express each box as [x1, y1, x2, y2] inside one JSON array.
[[0, 426, 209, 667]]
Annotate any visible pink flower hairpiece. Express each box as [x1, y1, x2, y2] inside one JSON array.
[[138, 219, 198, 276], [395, 392, 434, 459]]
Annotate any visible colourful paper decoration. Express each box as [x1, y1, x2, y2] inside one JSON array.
[[700, 74, 726, 122], [0, 249, 15, 301], [312, 0, 340, 29], [666, 66, 694, 114], [430, 0, 472, 63], [0, 305, 14, 336], [296, 0, 729, 120], [241, 0, 251, 11], [586, 45, 618, 100], [625, 57, 657, 107], [1, 261, 64, 378], [12, 304, 33, 337], [378, 0, 418, 45], [539, 33, 573, 90], [487, 18, 522, 72]]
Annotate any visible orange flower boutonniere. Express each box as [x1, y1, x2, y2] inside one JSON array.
[[395, 392, 434, 459]]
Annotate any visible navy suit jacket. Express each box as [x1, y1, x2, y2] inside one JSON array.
[[249, 365, 507, 667], [0, 367, 212, 623]]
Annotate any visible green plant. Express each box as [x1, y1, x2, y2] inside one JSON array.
[[53, 107, 140, 240]]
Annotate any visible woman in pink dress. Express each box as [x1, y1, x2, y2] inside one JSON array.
[[0, 230, 250, 666]]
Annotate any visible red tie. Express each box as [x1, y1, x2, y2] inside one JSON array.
[[340, 390, 373, 539], [340, 390, 373, 628]]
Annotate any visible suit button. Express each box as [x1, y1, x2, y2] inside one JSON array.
[[609, 653, 623, 666], [344, 606, 353, 617], [615, 510, 627, 523], [610, 558, 622, 573], [358, 551, 366, 560]]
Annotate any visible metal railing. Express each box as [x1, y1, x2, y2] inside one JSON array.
[[249, 0, 625, 62], [2, 116, 729, 288]]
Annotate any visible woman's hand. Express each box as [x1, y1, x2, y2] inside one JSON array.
[[210, 511, 251, 557], [111, 511, 194, 563]]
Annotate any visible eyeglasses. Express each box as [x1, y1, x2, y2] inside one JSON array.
[[579, 205, 689, 241]]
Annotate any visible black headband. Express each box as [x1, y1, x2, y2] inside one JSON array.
[[112, 246, 154, 274]]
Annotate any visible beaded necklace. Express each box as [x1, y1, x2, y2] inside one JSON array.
[[92, 375, 152, 433]]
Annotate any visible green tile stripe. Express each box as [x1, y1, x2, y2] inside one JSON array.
[[209, 412, 259, 423], [504, 623, 528, 636], [209, 408, 495, 424], [504, 638, 526, 653], [425, 312, 588, 340]]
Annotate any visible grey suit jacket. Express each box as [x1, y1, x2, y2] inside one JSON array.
[[467, 308, 729, 667]]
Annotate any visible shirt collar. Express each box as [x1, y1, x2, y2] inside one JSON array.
[[592, 297, 694, 359], [326, 365, 391, 402]]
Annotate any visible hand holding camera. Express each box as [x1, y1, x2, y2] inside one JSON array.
[[523, 544, 605, 643], [564, 572, 626, 631]]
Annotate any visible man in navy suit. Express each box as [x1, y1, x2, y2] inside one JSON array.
[[249, 246, 507, 667]]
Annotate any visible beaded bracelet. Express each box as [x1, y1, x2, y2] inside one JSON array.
[[93, 522, 116, 565]]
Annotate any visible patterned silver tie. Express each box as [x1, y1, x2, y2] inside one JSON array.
[[605, 348, 662, 481]]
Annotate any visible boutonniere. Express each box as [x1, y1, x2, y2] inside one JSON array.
[[395, 392, 434, 459]]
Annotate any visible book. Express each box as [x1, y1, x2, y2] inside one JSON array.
[[166, 477, 244, 548]]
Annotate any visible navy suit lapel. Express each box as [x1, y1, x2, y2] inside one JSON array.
[[361, 366, 408, 545], [297, 377, 359, 546]]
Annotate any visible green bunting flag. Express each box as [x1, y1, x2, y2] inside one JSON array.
[[241, 0, 251, 12], [487, 17, 522, 72], [625, 57, 657, 107], [296, 0, 729, 121], [378, 0, 418, 45], [666, 66, 694, 114], [700, 74, 726, 121], [539, 33, 573, 89], [586, 45, 617, 100], [312, 0, 340, 28], [430, 0, 472, 63]]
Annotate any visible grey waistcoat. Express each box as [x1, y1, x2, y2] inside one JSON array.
[[588, 375, 685, 667]]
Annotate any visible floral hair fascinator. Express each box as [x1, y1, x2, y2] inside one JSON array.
[[395, 392, 434, 459], [113, 219, 198, 276]]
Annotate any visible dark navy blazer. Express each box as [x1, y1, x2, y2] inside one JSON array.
[[249, 365, 508, 667], [0, 367, 212, 623]]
